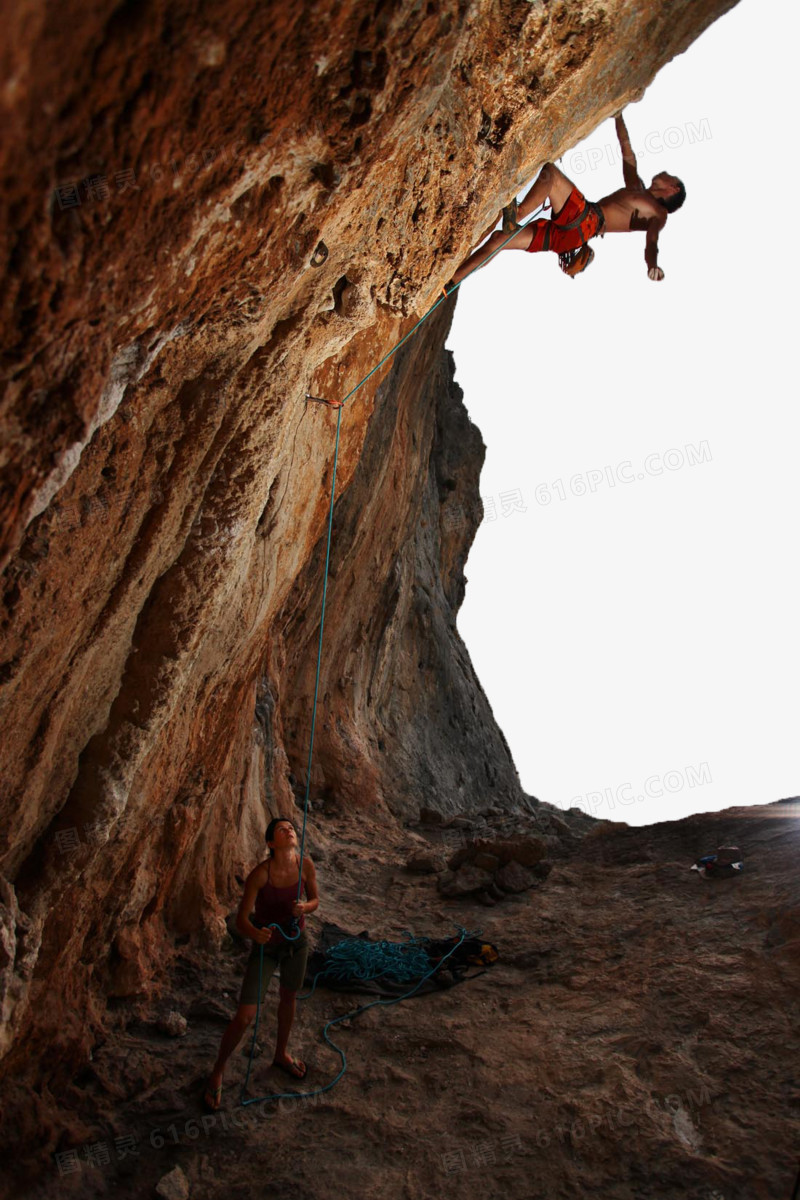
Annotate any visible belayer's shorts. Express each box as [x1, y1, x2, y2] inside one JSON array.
[[526, 186, 604, 254], [239, 929, 309, 1003]]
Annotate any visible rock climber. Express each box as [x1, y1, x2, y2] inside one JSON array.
[[204, 816, 319, 1110], [443, 110, 685, 287]]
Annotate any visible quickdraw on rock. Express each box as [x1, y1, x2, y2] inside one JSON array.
[[310, 241, 329, 267], [305, 392, 343, 409]]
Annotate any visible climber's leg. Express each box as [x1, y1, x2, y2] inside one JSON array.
[[451, 225, 533, 285], [471, 210, 504, 249], [447, 163, 580, 287], [517, 162, 574, 221]]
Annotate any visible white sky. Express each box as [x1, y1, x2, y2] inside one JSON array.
[[446, 0, 799, 826]]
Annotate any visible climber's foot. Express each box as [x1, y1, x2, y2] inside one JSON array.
[[502, 200, 521, 233]]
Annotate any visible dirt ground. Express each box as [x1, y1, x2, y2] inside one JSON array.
[[9, 800, 800, 1200]]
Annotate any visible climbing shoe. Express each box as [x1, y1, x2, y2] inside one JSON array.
[[501, 200, 521, 234], [441, 278, 457, 299], [558, 243, 595, 278]]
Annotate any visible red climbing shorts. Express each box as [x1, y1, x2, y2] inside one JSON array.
[[526, 186, 604, 254]]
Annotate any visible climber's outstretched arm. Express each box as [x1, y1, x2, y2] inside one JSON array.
[[615, 113, 643, 190], [645, 212, 667, 280]]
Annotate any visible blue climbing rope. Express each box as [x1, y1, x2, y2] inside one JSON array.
[[239, 202, 537, 1106], [304, 931, 433, 988], [336, 201, 547, 410], [244, 408, 343, 947]]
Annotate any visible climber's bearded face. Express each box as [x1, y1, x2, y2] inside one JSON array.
[[650, 171, 680, 199]]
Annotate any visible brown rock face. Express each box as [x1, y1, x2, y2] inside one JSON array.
[[277, 301, 526, 820], [0, 0, 739, 1168]]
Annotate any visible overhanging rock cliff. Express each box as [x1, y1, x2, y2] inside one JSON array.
[[1, 0, 739, 1153]]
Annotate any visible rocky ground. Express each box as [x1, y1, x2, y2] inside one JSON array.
[[7, 797, 798, 1200]]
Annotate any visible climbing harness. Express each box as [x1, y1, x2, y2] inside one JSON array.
[[556, 196, 605, 235], [239, 202, 535, 1107], [553, 197, 603, 277]]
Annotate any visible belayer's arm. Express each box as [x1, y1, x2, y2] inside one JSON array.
[[298, 857, 320, 916], [236, 866, 270, 940]]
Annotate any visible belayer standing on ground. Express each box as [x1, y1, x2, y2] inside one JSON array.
[[204, 817, 319, 1110], [444, 109, 686, 287]]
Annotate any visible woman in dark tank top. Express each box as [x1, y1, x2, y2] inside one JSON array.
[[253, 852, 307, 945], [204, 816, 320, 1110]]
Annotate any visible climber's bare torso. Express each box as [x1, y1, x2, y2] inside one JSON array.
[[596, 185, 667, 235]]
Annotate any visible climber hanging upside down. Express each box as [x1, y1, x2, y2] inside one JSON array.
[[444, 110, 685, 287]]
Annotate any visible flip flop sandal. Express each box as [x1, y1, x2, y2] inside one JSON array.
[[271, 1055, 307, 1080], [203, 1080, 222, 1111]]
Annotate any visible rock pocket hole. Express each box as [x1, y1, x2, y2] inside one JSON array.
[[311, 161, 338, 189], [332, 275, 350, 315]]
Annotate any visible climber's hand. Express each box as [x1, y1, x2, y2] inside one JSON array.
[[648, 266, 665, 282]]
